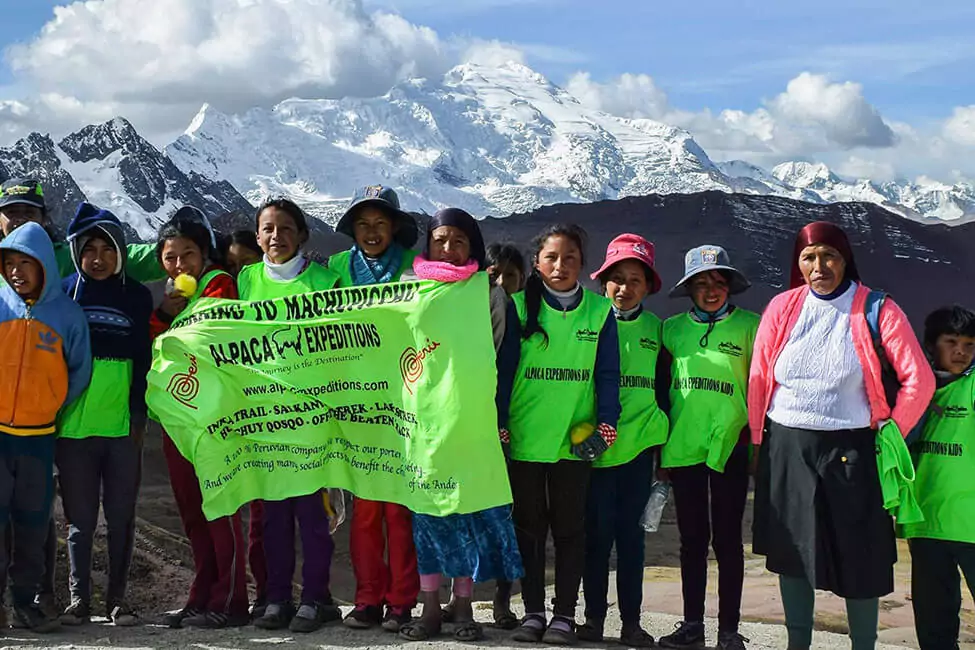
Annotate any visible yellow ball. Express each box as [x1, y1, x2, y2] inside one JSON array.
[[569, 422, 595, 445], [173, 273, 198, 298]]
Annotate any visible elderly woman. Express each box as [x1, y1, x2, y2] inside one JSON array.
[[748, 221, 935, 650]]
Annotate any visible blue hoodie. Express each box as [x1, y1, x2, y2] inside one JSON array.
[[0, 223, 91, 436], [61, 204, 152, 437]]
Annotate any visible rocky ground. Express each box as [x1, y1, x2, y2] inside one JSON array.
[[23, 425, 973, 649]]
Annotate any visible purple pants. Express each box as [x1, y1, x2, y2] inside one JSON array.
[[263, 491, 334, 604]]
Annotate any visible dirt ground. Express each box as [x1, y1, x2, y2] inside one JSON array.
[[38, 424, 973, 649]]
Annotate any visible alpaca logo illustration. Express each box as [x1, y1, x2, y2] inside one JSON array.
[[271, 326, 303, 359], [167, 354, 200, 410], [400, 339, 440, 395]]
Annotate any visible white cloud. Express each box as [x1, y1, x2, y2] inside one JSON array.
[[0, 0, 969, 183], [943, 106, 975, 146], [4, 0, 450, 138], [571, 70, 899, 163], [768, 73, 895, 149], [565, 72, 669, 120], [462, 40, 527, 67]]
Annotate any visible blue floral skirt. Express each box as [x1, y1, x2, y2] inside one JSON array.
[[412, 504, 524, 582]]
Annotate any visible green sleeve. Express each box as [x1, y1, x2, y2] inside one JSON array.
[[55, 243, 76, 278], [125, 243, 166, 283]]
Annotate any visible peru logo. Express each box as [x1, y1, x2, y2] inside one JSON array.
[[400, 339, 441, 395], [167, 354, 201, 410]]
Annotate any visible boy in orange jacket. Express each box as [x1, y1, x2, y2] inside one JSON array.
[[0, 222, 91, 631]]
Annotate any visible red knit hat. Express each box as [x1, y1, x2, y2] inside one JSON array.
[[790, 221, 860, 289]]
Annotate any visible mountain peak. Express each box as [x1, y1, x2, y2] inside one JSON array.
[[59, 116, 149, 163], [772, 161, 840, 187]]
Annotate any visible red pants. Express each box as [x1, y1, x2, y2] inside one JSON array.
[[350, 499, 419, 608], [163, 433, 248, 616], [248, 500, 267, 603]]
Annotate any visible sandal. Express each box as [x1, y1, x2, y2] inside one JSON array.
[[441, 602, 457, 624], [513, 614, 547, 643], [455, 621, 485, 643], [542, 616, 578, 646], [399, 620, 442, 641], [494, 608, 519, 630], [619, 626, 655, 648]]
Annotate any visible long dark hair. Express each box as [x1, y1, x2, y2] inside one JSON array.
[[156, 218, 216, 266], [523, 223, 587, 345]]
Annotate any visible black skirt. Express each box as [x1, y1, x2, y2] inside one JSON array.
[[752, 420, 896, 599]]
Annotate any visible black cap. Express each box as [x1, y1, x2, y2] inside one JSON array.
[[0, 178, 45, 211], [335, 185, 418, 248]]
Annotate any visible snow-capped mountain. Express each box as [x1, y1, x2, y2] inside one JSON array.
[[2, 61, 971, 234], [769, 162, 975, 224], [0, 117, 252, 238], [166, 61, 735, 222], [166, 61, 974, 226], [737, 160, 975, 225]]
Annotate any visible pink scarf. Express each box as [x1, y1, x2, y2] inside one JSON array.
[[412, 255, 479, 282]]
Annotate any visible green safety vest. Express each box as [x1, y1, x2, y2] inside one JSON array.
[[661, 308, 759, 471], [58, 359, 133, 439], [899, 371, 975, 544], [328, 249, 418, 288], [508, 289, 612, 463], [595, 309, 669, 468], [237, 260, 339, 300], [190, 269, 232, 303]]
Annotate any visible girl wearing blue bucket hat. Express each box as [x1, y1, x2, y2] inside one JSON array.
[[658, 245, 757, 650]]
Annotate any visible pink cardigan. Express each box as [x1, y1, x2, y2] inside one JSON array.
[[747, 283, 935, 444]]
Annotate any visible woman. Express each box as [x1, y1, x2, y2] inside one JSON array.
[[398, 208, 522, 642], [748, 221, 935, 650], [658, 246, 757, 650], [579, 234, 668, 647], [496, 223, 621, 646]]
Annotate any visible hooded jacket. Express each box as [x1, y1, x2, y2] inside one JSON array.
[[0, 222, 91, 436], [60, 204, 153, 438]]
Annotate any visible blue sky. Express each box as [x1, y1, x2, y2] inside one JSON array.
[[0, 0, 972, 179], [365, 0, 975, 124]]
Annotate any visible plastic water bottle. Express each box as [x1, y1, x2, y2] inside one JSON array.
[[639, 481, 671, 533]]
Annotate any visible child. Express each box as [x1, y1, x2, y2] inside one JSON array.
[[240, 198, 341, 633], [224, 230, 262, 278], [152, 210, 250, 629], [328, 185, 419, 288], [331, 185, 421, 633], [659, 246, 757, 650], [579, 234, 669, 647], [496, 223, 621, 646], [0, 178, 60, 623], [486, 242, 526, 297], [58, 203, 153, 627], [482, 240, 528, 628], [397, 208, 522, 642], [0, 222, 91, 632], [902, 306, 975, 650]]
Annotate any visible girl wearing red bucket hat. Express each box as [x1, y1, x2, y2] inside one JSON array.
[[577, 234, 667, 647]]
